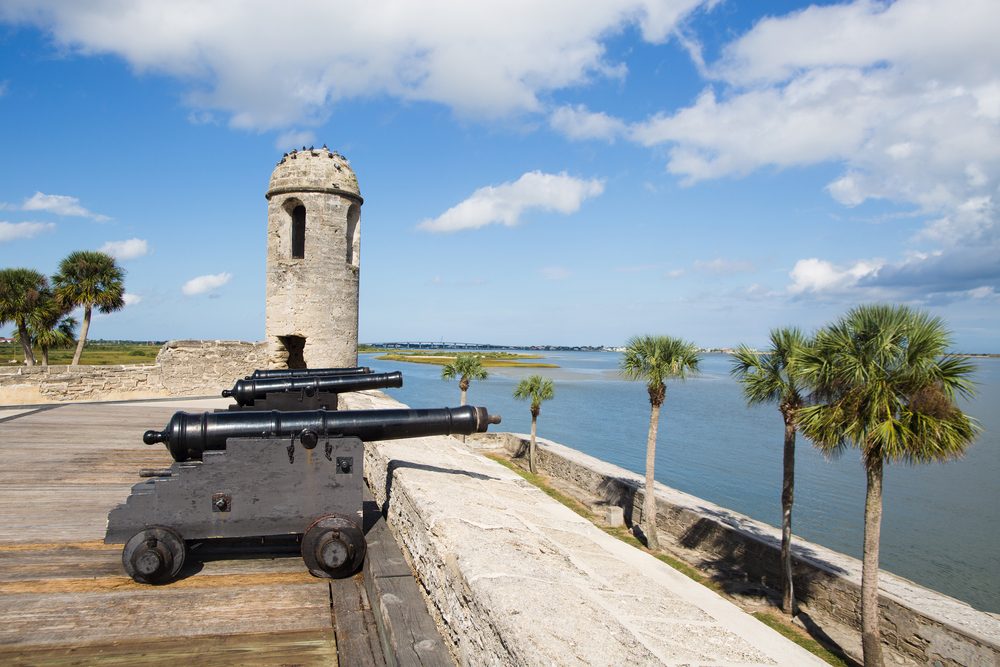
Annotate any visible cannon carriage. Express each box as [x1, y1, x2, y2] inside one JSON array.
[[105, 405, 500, 584]]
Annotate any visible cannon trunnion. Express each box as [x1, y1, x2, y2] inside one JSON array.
[[106, 405, 500, 584]]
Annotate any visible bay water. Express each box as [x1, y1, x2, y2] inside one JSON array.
[[361, 351, 1000, 613]]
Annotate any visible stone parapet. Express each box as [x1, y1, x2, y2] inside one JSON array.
[[0, 363, 164, 404], [343, 390, 824, 666], [0, 340, 265, 404], [157, 340, 266, 395], [472, 432, 1000, 667]]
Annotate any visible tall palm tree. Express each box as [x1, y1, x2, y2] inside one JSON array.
[[53, 251, 125, 365], [441, 353, 488, 406], [513, 375, 555, 473], [621, 335, 700, 550], [796, 304, 978, 667], [0, 268, 49, 366], [731, 327, 808, 616]]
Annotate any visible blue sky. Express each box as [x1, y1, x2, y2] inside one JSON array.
[[1, 1, 998, 351]]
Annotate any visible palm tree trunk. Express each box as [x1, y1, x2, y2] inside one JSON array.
[[41, 346, 50, 367], [529, 414, 538, 474], [71, 306, 92, 366], [642, 402, 661, 550], [862, 458, 885, 667], [16, 319, 35, 366], [459, 388, 467, 406], [780, 418, 796, 616]]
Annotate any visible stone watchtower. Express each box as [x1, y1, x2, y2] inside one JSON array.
[[265, 147, 362, 369]]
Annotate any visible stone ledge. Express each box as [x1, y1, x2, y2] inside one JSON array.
[[344, 391, 824, 666], [473, 432, 1000, 667]]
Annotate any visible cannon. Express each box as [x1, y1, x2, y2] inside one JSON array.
[[246, 366, 372, 380], [222, 370, 402, 410], [105, 406, 500, 584]]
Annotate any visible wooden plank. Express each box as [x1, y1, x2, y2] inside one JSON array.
[[0, 400, 453, 666], [0, 629, 337, 666], [330, 575, 387, 667], [0, 540, 310, 583], [363, 505, 453, 666], [0, 582, 332, 647]]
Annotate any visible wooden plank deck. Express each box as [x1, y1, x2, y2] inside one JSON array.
[[0, 401, 446, 665]]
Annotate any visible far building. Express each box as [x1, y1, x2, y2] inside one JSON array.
[[264, 147, 362, 369]]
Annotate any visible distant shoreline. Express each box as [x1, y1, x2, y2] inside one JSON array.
[[373, 351, 558, 369]]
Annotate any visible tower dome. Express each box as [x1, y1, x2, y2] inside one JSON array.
[[267, 147, 362, 203], [264, 147, 363, 369]]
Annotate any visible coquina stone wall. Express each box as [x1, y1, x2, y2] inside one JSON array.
[[473, 432, 1000, 667], [156, 340, 265, 395], [0, 340, 265, 404]]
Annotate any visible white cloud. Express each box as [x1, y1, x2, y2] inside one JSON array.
[[713, 0, 999, 87], [0, 221, 55, 242], [540, 266, 571, 280], [788, 257, 882, 294], [693, 258, 755, 274], [630, 0, 1000, 204], [276, 129, 316, 150], [100, 238, 148, 260], [549, 104, 626, 142], [966, 286, 997, 300], [187, 110, 217, 125], [628, 0, 1000, 299], [918, 196, 995, 244], [665, 268, 685, 278], [182, 272, 232, 295], [419, 171, 604, 232], [22, 192, 109, 220], [123, 292, 142, 306], [0, 1, 711, 130]]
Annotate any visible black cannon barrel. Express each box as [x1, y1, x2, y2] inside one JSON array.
[[143, 406, 502, 462], [222, 371, 403, 406], [247, 366, 372, 380]]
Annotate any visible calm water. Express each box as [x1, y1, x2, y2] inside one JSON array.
[[361, 351, 1000, 613]]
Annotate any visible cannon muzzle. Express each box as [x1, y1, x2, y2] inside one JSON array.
[[143, 406, 501, 462]]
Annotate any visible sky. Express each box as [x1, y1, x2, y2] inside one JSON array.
[[0, 0, 998, 351]]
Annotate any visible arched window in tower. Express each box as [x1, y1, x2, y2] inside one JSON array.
[[291, 205, 306, 259], [346, 203, 360, 267]]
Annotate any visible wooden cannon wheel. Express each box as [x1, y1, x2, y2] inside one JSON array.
[[301, 514, 366, 579], [122, 526, 187, 585]]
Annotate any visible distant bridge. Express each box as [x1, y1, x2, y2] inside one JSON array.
[[369, 342, 501, 350]]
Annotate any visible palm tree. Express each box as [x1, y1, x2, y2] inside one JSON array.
[[0, 268, 49, 366], [796, 304, 978, 667], [441, 353, 488, 405], [513, 375, 555, 473], [621, 335, 700, 550], [53, 251, 125, 365], [731, 328, 808, 616], [27, 292, 77, 367]]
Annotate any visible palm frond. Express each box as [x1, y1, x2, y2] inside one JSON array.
[[796, 303, 979, 465], [621, 335, 699, 405]]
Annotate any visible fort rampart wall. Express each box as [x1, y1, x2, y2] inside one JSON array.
[[0, 340, 265, 404], [471, 432, 1000, 667]]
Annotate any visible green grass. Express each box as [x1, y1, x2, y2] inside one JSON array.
[[0, 342, 160, 366], [375, 352, 558, 368], [753, 612, 854, 667], [484, 451, 853, 667]]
